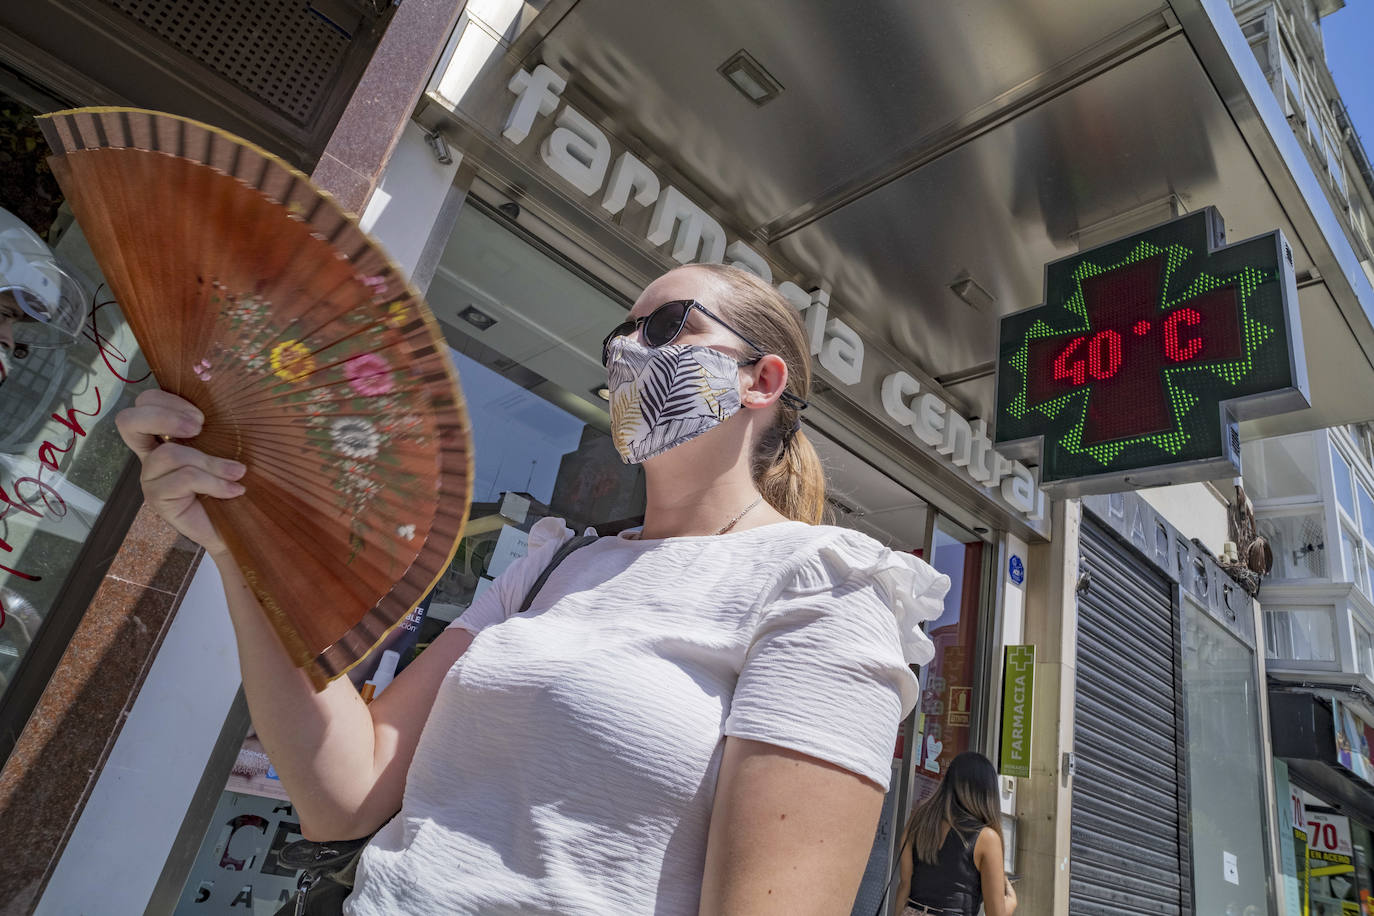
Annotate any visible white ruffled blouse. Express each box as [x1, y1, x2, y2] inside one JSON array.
[[345, 519, 950, 916]]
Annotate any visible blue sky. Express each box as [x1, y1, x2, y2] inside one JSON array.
[[1322, 2, 1374, 153]]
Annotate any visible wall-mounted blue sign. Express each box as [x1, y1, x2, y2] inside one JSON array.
[[1009, 555, 1025, 585]]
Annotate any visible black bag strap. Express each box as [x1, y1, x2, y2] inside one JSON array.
[[871, 827, 915, 916], [517, 533, 598, 613]]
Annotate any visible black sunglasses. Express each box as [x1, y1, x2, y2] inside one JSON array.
[[601, 299, 765, 366], [601, 298, 809, 410]]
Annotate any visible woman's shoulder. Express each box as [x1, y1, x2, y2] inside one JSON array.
[[774, 524, 951, 666], [972, 825, 1004, 862], [777, 523, 917, 577]]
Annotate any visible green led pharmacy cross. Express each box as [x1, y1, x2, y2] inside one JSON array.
[[995, 208, 1308, 497]]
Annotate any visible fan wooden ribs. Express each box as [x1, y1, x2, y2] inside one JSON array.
[[39, 108, 473, 687]]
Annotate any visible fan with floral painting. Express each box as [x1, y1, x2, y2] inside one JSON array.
[[37, 107, 473, 688]]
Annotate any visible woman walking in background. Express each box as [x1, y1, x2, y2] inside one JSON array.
[[897, 751, 1018, 916]]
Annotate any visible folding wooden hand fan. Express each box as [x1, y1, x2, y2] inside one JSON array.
[[37, 108, 473, 688]]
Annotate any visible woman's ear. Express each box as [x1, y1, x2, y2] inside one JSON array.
[[741, 353, 789, 410]]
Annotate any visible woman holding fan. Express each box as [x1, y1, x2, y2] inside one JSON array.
[[118, 263, 949, 915]]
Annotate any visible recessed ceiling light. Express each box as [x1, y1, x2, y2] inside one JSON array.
[[948, 272, 996, 312], [458, 305, 497, 331], [592, 385, 611, 402], [718, 50, 783, 106]]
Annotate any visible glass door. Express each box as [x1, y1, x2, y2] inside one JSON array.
[[1182, 594, 1276, 913], [911, 516, 989, 804]]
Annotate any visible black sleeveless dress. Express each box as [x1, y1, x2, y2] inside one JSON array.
[[907, 821, 983, 915]]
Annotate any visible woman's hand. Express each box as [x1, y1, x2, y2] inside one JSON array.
[[116, 389, 246, 556]]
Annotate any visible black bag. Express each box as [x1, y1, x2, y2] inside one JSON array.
[[273, 533, 599, 916], [276, 836, 369, 916]]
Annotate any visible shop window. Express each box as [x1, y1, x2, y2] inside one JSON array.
[[1351, 820, 1374, 916], [911, 517, 986, 803], [1182, 597, 1271, 913], [1258, 510, 1328, 580], [1301, 802, 1371, 914], [417, 203, 646, 628], [1244, 434, 1321, 500], [1265, 607, 1337, 662], [0, 92, 156, 708]]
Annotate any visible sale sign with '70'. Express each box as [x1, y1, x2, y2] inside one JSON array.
[[995, 208, 1309, 496]]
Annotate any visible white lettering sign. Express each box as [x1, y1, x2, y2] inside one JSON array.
[[503, 65, 1044, 521], [879, 370, 1044, 519], [647, 186, 728, 264], [505, 64, 856, 359], [601, 151, 659, 215], [540, 106, 610, 196], [1009, 671, 1028, 755]]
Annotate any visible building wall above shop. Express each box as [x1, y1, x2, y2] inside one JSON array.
[[1138, 482, 1231, 556]]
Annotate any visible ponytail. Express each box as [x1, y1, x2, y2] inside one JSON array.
[[755, 426, 827, 525], [687, 263, 828, 524]]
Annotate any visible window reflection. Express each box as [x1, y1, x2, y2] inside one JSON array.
[[425, 345, 646, 624], [457, 349, 589, 506], [0, 186, 155, 698], [1183, 598, 1269, 913], [420, 204, 645, 631], [913, 518, 986, 802]]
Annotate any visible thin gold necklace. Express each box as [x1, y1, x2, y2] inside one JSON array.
[[716, 495, 763, 535]]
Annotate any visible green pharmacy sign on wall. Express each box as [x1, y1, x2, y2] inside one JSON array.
[[995, 208, 1308, 496]]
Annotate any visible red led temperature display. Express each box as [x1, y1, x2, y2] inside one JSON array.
[[996, 208, 1306, 494], [1023, 254, 1245, 447]]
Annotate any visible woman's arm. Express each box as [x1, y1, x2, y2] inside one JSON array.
[[698, 737, 884, 915], [223, 554, 473, 840], [118, 391, 469, 840], [974, 827, 1017, 916]]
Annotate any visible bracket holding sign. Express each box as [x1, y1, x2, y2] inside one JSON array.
[[994, 208, 1309, 497]]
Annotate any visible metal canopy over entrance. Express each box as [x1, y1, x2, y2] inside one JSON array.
[[420, 0, 1374, 457]]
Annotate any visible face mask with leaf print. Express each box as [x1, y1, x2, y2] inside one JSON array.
[[605, 335, 745, 464]]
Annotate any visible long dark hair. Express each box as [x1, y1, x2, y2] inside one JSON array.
[[904, 751, 1004, 866]]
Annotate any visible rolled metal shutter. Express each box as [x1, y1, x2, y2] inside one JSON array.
[[1069, 516, 1190, 915]]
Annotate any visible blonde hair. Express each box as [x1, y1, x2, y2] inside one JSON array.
[[689, 263, 827, 525]]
